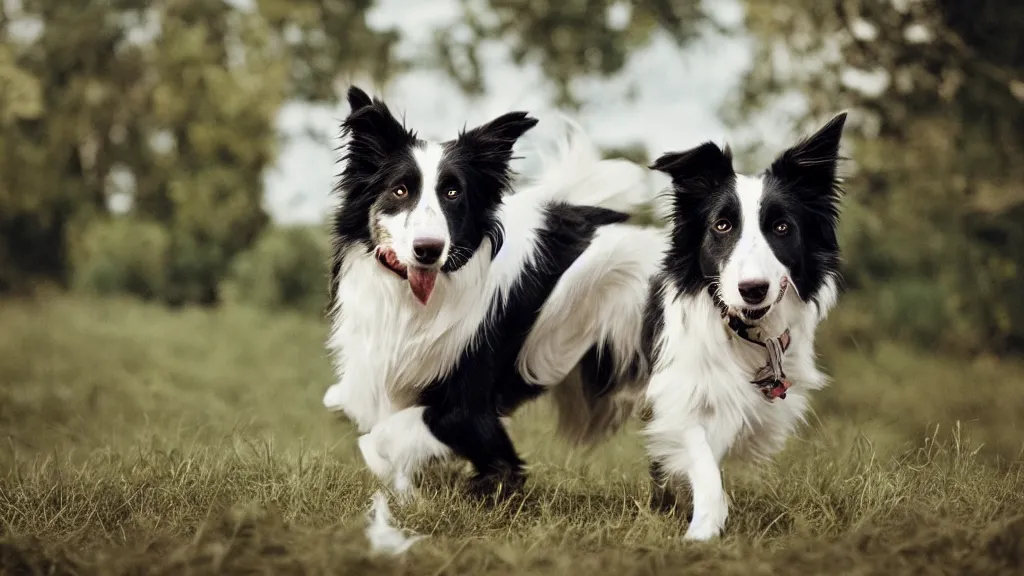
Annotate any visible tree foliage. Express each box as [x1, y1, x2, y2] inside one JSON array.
[[0, 0, 397, 302], [3, 0, 1019, 355], [434, 0, 707, 107], [221, 224, 330, 315], [70, 216, 170, 299]]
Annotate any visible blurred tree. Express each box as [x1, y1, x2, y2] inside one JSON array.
[[70, 216, 170, 299], [735, 0, 1024, 352], [221, 224, 330, 315], [257, 0, 400, 101], [0, 0, 398, 302], [434, 0, 707, 107], [136, 1, 285, 304], [602, 142, 649, 165], [0, 35, 46, 292], [0, 1, 131, 292]]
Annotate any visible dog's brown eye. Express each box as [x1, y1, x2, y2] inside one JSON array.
[[445, 189, 459, 199], [774, 221, 790, 235], [393, 185, 408, 198], [713, 219, 732, 233]]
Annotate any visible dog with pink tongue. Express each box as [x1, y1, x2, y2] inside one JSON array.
[[322, 86, 663, 498]]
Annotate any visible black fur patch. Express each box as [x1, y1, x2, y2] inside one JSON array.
[[762, 113, 846, 301], [641, 273, 668, 370], [420, 203, 629, 490], [436, 112, 538, 272], [328, 86, 537, 302], [329, 87, 420, 304], [649, 142, 737, 296]]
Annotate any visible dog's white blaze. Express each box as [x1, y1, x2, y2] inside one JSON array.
[[718, 175, 789, 308], [406, 143, 451, 263], [324, 128, 654, 491]]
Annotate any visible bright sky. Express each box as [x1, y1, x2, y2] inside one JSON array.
[[263, 0, 752, 224]]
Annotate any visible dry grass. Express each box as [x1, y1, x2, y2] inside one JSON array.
[[1, 296, 1023, 575]]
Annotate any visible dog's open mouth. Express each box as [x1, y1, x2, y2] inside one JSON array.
[[375, 247, 438, 305], [741, 305, 771, 321], [376, 248, 408, 279]]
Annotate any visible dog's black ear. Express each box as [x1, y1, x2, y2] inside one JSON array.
[[346, 86, 374, 112], [767, 112, 846, 198], [768, 113, 846, 302], [458, 111, 539, 154], [650, 142, 735, 194], [649, 143, 735, 296], [341, 86, 417, 167], [451, 112, 539, 196]]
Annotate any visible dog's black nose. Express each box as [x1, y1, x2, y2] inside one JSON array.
[[738, 280, 770, 305], [412, 239, 445, 266]]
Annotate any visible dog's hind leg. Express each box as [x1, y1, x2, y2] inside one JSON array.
[[648, 460, 690, 518], [417, 354, 536, 500]]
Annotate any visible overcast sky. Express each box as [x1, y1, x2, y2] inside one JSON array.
[[263, 0, 752, 224]]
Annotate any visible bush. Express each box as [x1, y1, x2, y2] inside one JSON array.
[[221, 225, 330, 315], [70, 218, 170, 299]]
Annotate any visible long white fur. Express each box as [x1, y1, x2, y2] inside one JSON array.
[[513, 125, 670, 444], [323, 121, 658, 491], [518, 224, 668, 443], [643, 174, 838, 541], [520, 121, 658, 214]]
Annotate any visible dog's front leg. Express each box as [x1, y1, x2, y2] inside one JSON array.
[[680, 425, 728, 540], [358, 406, 453, 496], [322, 357, 380, 433], [651, 424, 728, 541]]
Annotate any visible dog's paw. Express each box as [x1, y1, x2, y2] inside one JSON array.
[[391, 471, 415, 502], [358, 433, 392, 479], [467, 470, 525, 502], [683, 521, 723, 541], [683, 503, 727, 541]]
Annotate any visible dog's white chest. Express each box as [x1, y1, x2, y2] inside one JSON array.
[[645, 293, 826, 460], [323, 253, 493, 432]]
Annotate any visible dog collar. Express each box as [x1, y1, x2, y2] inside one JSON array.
[[709, 285, 793, 401]]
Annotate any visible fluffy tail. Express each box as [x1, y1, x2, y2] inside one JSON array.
[[516, 116, 657, 214], [519, 224, 667, 445], [512, 117, 664, 445], [547, 344, 649, 446]]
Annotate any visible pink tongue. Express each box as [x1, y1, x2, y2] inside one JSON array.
[[408, 268, 438, 305]]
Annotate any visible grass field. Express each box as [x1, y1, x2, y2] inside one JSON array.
[[2, 296, 1024, 574]]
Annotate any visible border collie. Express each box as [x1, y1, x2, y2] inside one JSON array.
[[322, 86, 661, 497], [637, 113, 847, 540]]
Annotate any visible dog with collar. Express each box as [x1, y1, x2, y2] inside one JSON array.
[[322, 87, 662, 498], [637, 113, 847, 540]]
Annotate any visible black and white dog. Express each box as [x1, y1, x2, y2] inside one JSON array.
[[322, 87, 660, 497], [634, 113, 847, 540]]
